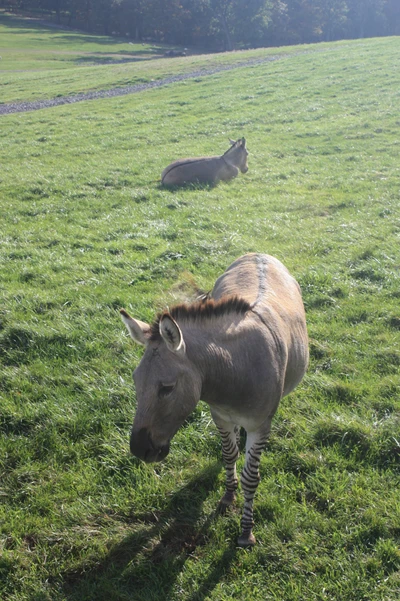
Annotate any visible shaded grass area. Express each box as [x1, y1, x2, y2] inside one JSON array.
[[0, 28, 399, 601], [0, 10, 301, 104], [0, 11, 168, 61]]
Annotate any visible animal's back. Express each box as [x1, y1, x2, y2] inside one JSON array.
[[211, 253, 309, 395], [161, 156, 220, 185], [211, 253, 297, 306]]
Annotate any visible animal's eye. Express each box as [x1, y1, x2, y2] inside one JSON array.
[[159, 383, 175, 397]]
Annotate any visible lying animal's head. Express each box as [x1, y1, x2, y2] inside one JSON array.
[[227, 137, 249, 173]]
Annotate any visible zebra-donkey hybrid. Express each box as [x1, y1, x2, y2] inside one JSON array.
[[120, 253, 309, 546]]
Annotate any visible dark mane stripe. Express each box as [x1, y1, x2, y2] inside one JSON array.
[[150, 295, 251, 341], [222, 142, 237, 156]]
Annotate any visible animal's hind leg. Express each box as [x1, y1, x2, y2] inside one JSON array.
[[238, 428, 270, 547], [215, 421, 240, 509]]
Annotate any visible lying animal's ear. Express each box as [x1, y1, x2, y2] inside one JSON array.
[[120, 309, 151, 346], [159, 314, 186, 355], [229, 138, 236, 145], [241, 137, 246, 146]]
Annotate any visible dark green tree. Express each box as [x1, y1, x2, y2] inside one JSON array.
[[315, 0, 348, 41], [281, 0, 321, 43], [3, 0, 398, 47], [346, 0, 387, 38], [232, 0, 273, 47], [384, 0, 400, 35]]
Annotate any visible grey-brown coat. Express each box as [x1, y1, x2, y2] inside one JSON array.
[[120, 253, 308, 546], [161, 138, 248, 186]]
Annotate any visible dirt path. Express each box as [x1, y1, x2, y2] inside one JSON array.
[[0, 54, 287, 116]]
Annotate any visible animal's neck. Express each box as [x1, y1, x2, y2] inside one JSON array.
[[180, 317, 248, 405], [221, 153, 231, 167], [222, 149, 236, 166]]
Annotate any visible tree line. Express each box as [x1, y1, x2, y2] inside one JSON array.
[[3, 0, 400, 51]]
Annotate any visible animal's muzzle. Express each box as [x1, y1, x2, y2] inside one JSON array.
[[130, 427, 170, 463], [241, 166, 249, 174]]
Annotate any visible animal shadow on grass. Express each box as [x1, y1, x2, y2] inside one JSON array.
[[157, 181, 217, 192], [62, 462, 238, 601]]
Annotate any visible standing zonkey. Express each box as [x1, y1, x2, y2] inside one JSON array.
[[121, 253, 309, 546]]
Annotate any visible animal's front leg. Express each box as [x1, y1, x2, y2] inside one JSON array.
[[238, 429, 269, 547], [225, 164, 239, 180], [215, 421, 240, 508]]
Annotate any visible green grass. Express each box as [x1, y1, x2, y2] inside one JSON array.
[[0, 11, 299, 104], [0, 16, 399, 601]]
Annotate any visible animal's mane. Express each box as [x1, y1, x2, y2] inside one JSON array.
[[223, 142, 238, 156], [222, 138, 245, 157], [150, 295, 251, 341]]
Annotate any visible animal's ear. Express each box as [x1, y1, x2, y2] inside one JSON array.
[[159, 314, 186, 355], [229, 138, 236, 145], [241, 137, 246, 146], [120, 309, 151, 346]]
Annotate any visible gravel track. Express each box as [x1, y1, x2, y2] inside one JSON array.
[[0, 54, 287, 116]]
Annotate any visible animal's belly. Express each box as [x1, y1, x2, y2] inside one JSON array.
[[210, 403, 270, 433]]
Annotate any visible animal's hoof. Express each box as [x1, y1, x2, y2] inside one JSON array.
[[237, 532, 256, 547], [217, 502, 228, 516], [217, 493, 236, 515], [221, 491, 236, 505]]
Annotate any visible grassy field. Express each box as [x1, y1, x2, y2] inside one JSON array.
[[0, 11, 296, 104], [1, 14, 400, 601]]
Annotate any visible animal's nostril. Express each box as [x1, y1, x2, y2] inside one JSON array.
[[130, 427, 153, 458], [144, 448, 154, 462]]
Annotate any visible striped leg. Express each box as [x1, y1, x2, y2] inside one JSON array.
[[238, 429, 269, 547], [215, 423, 240, 508]]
